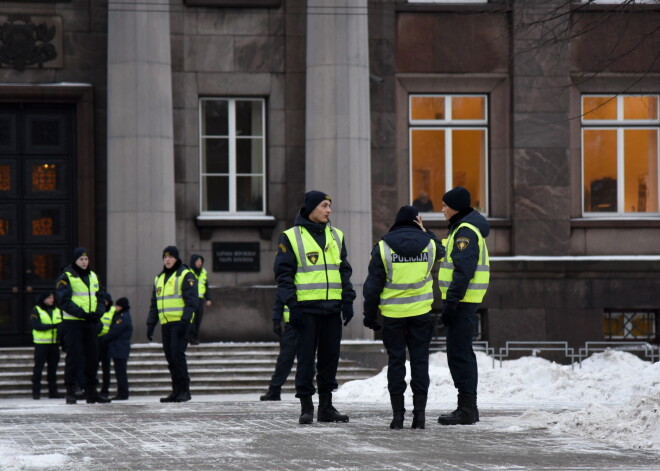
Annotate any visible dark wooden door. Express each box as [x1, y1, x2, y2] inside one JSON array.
[[0, 103, 75, 346]]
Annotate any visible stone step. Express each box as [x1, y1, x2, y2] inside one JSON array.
[[0, 342, 381, 398]]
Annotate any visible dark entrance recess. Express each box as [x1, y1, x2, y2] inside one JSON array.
[[0, 103, 76, 346]]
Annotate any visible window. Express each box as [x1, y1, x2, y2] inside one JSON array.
[[581, 95, 659, 216], [199, 98, 266, 215], [409, 94, 488, 215], [604, 310, 657, 341]]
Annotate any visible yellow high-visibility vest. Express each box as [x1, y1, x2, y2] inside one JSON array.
[[154, 269, 194, 324], [192, 268, 208, 298], [438, 222, 490, 303], [63, 270, 99, 320], [283, 305, 290, 323], [32, 306, 62, 344], [283, 225, 343, 302], [378, 239, 437, 318], [98, 306, 115, 337]]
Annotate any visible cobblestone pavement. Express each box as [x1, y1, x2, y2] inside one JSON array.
[[1, 396, 658, 471]]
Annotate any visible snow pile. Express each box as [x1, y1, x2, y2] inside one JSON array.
[[0, 445, 69, 470], [336, 349, 660, 450]]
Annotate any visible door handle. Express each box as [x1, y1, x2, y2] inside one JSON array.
[[11, 286, 19, 294], [25, 286, 33, 293]]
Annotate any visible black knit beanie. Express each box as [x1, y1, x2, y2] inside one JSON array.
[[162, 245, 180, 260], [72, 247, 88, 264], [442, 187, 471, 211], [115, 297, 130, 310], [394, 205, 419, 225], [302, 190, 331, 217]]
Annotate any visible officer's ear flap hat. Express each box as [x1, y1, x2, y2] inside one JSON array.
[[442, 186, 471, 211], [162, 245, 180, 260], [301, 190, 331, 217], [72, 247, 88, 264]]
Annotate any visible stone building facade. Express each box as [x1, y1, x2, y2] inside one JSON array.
[[0, 0, 658, 350]]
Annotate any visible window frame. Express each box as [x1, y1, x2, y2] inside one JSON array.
[[580, 94, 660, 217], [198, 97, 267, 217], [408, 93, 490, 218], [603, 309, 658, 341]]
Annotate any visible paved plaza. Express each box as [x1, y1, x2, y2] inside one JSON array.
[[1, 396, 658, 471]]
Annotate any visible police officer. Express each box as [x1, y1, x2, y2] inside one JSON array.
[[147, 246, 198, 403], [363, 206, 444, 429], [437, 187, 490, 425], [188, 254, 212, 345], [274, 190, 356, 424], [97, 292, 114, 400], [103, 297, 133, 400], [259, 298, 298, 401], [56, 247, 110, 404], [30, 292, 62, 399]]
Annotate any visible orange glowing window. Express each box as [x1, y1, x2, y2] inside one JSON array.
[[32, 254, 55, 280], [452, 96, 486, 120], [411, 96, 445, 121], [583, 96, 617, 120], [409, 94, 489, 214], [32, 217, 54, 236], [32, 164, 57, 192], [624, 96, 659, 121], [0, 219, 8, 236], [0, 165, 10, 191]]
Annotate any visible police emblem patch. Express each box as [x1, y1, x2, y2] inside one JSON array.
[[306, 252, 319, 264], [156, 287, 162, 295], [456, 237, 470, 251], [278, 243, 287, 253]]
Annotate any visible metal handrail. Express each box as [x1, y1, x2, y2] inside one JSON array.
[[494, 341, 579, 368]]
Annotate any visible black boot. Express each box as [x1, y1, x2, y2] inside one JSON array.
[[438, 392, 477, 425], [174, 380, 191, 402], [411, 395, 427, 429], [317, 392, 349, 423], [65, 384, 77, 405], [299, 395, 314, 424], [160, 381, 179, 403], [389, 395, 405, 429], [87, 387, 112, 404], [260, 389, 281, 401], [438, 393, 480, 423]]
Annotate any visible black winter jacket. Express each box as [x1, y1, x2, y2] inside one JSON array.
[[104, 309, 133, 359], [274, 211, 356, 315]]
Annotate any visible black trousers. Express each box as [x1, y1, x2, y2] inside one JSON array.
[[99, 342, 111, 394], [268, 323, 298, 393], [295, 312, 342, 397], [112, 358, 129, 397], [189, 301, 205, 340], [60, 320, 99, 390], [446, 302, 479, 395], [382, 312, 433, 397], [32, 343, 60, 395], [162, 322, 189, 384]]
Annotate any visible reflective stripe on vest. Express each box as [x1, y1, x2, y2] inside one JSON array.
[[378, 239, 436, 318], [98, 306, 115, 337], [155, 269, 192, 324], [438, 222, 490, 303], [63, 271, 99, 320], [283, 225, 343, 302], [32, 306, 62, 344], [193, 268, 208, 298]]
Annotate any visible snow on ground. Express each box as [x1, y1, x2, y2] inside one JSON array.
[[0, 445, 69, 470], [335, 350, 660, 451]]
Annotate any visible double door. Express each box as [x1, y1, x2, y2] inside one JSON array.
[[0, 103, 76, 346]]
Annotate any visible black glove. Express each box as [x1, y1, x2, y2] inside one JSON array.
[[146, 324, 155, 341], [289, 306, 304, 329], [363, 316, 381, 331], [441, 303, 457, 326], [341, 304, 354, 326], [272, 320, 282, 337]]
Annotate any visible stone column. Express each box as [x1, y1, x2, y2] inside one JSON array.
[[106, 0, 176, 338], [306, 0, 372, 338], [511, 0, 572, 255]]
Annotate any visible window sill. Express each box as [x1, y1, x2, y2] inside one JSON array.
[[195, 215, 277, 240], [184, 0, 281, 7], [571, 218, 660, 229]]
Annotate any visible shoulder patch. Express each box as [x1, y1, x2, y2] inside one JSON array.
[[278, 243, 287, 253], [455, 237, 470, 251], [56, 279, 68, 288]]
